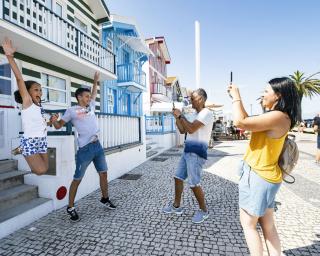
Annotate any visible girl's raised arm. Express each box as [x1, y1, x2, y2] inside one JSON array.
[[2, 38, 32, 108]]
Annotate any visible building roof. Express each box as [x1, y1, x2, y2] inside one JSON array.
[[166, 76, 177, 86], [109, 14, 142, 37], [105, 15, 153, 56], [87, 1, 110, 21], [145, 37, 171, 64]]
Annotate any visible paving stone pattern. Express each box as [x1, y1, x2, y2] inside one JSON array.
[[0, 133, 319, 255]]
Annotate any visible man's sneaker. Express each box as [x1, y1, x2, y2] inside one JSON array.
[[162, 203, 184, 215], [192, 210, 209, 224], [67, 207, 80, 222], [100, 197, 116, 210]]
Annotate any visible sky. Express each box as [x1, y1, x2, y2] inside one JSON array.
[[107, 0, 320, 118]]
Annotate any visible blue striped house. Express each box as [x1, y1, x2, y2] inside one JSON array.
[[101, 15, 152, 117]]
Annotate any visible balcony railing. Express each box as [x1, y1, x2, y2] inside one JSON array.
[[2, 0, 115, 74], [151, 82, 167, 95], [117, 63, 146, 87], [97, 113, 141, 149], [145, 114, 176, 134], [46, 110, 141, 149]]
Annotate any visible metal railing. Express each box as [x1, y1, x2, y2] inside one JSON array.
[[145, 114, 176, 134], [46, 110, 141, 149], [2, 0, 115, 73], [117, 63, 146, 87]]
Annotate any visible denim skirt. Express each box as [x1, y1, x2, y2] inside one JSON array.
[[238, 160, 281, 217]]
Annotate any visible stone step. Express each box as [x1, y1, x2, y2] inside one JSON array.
[[146, 145, 152, 151], [0, 160, 18, 174], [0, 197, 52, 239], [146, 142, 157, 146], [0, 185, 38, 212], [0, 197, 50, 223], [0, 171, 29, 192]]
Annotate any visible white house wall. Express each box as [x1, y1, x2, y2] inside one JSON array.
[[21, 135, 146, 210]]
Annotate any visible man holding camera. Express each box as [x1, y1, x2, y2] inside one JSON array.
[[162, 88, 213, 224]]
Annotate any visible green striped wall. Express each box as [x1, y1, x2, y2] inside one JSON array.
[[1, 48, 102, 110], [66, 1, 100, 43]]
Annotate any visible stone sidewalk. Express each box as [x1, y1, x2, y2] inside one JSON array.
[[0, 133, 319, 256]]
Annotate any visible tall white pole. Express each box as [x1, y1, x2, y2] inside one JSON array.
[[195, 21, 201, 89]]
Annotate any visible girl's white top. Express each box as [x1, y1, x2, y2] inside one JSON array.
[[21, 103, 47, 138]]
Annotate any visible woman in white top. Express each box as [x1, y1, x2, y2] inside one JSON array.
[[2, 38, 58, 175]]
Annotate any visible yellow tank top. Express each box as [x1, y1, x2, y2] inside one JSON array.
[[243, 131, 286, 183]]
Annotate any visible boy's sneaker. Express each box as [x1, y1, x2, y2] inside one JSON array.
[[192, 210, 209, 224], [67, 207, 80, 222], [162, 203, 184, 215], [100, 197, 116, 210]]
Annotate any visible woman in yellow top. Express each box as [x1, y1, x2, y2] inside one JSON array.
[[228, 77, 301, 256]]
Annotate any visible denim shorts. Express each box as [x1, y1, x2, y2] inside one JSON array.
[[174, 152, 206, 187], [74, 141, 108, 180], [20, 137, 47, 157], [317, 135, 320, 149], [238, 160, 281, 217]]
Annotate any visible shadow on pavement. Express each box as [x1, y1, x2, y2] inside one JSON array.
[[283, 234, 320, 256]]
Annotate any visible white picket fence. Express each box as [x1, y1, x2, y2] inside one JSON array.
[[97, 114, 141, 149]]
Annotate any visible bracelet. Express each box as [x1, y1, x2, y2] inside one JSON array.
[[232, 99, 241, 103]]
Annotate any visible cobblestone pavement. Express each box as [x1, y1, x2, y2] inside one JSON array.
[[0, 133, 319, 256]]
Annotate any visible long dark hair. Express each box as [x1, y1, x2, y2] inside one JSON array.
[[14, 81, 39, 104], [269, 77, 301, 129]]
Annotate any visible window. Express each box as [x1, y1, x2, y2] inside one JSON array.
[[0, 58, 11, 96], [41, 74, 67, 104], [107, 88, 115, 113], [121, 93, 130, 115], [74, 17, 87, 33], [55, 3, 62, 17], [107, 38, 113, 52], [39, 0, 52, 9]]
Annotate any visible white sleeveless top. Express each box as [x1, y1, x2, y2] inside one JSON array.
[[21, 103, 47, 138]]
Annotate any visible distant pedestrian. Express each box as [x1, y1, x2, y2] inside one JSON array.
[[313, 113, 320, 164], [228, 77, 301, 256]]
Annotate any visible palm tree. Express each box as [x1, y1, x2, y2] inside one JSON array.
[[290, 70, 320, 103]]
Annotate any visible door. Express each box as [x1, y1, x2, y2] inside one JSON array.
[[112, 89, 117, 113], [0, 58, 20, 160]]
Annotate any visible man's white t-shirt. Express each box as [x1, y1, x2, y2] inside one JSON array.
[[184, 108, 214, 159]]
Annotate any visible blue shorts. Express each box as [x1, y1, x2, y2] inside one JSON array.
[[317, 135, 320, 149], [20, 137, 47, 157], [238, 160, 281, 217], [74, 141, 108, 180], [174, 152, 206, 187]]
